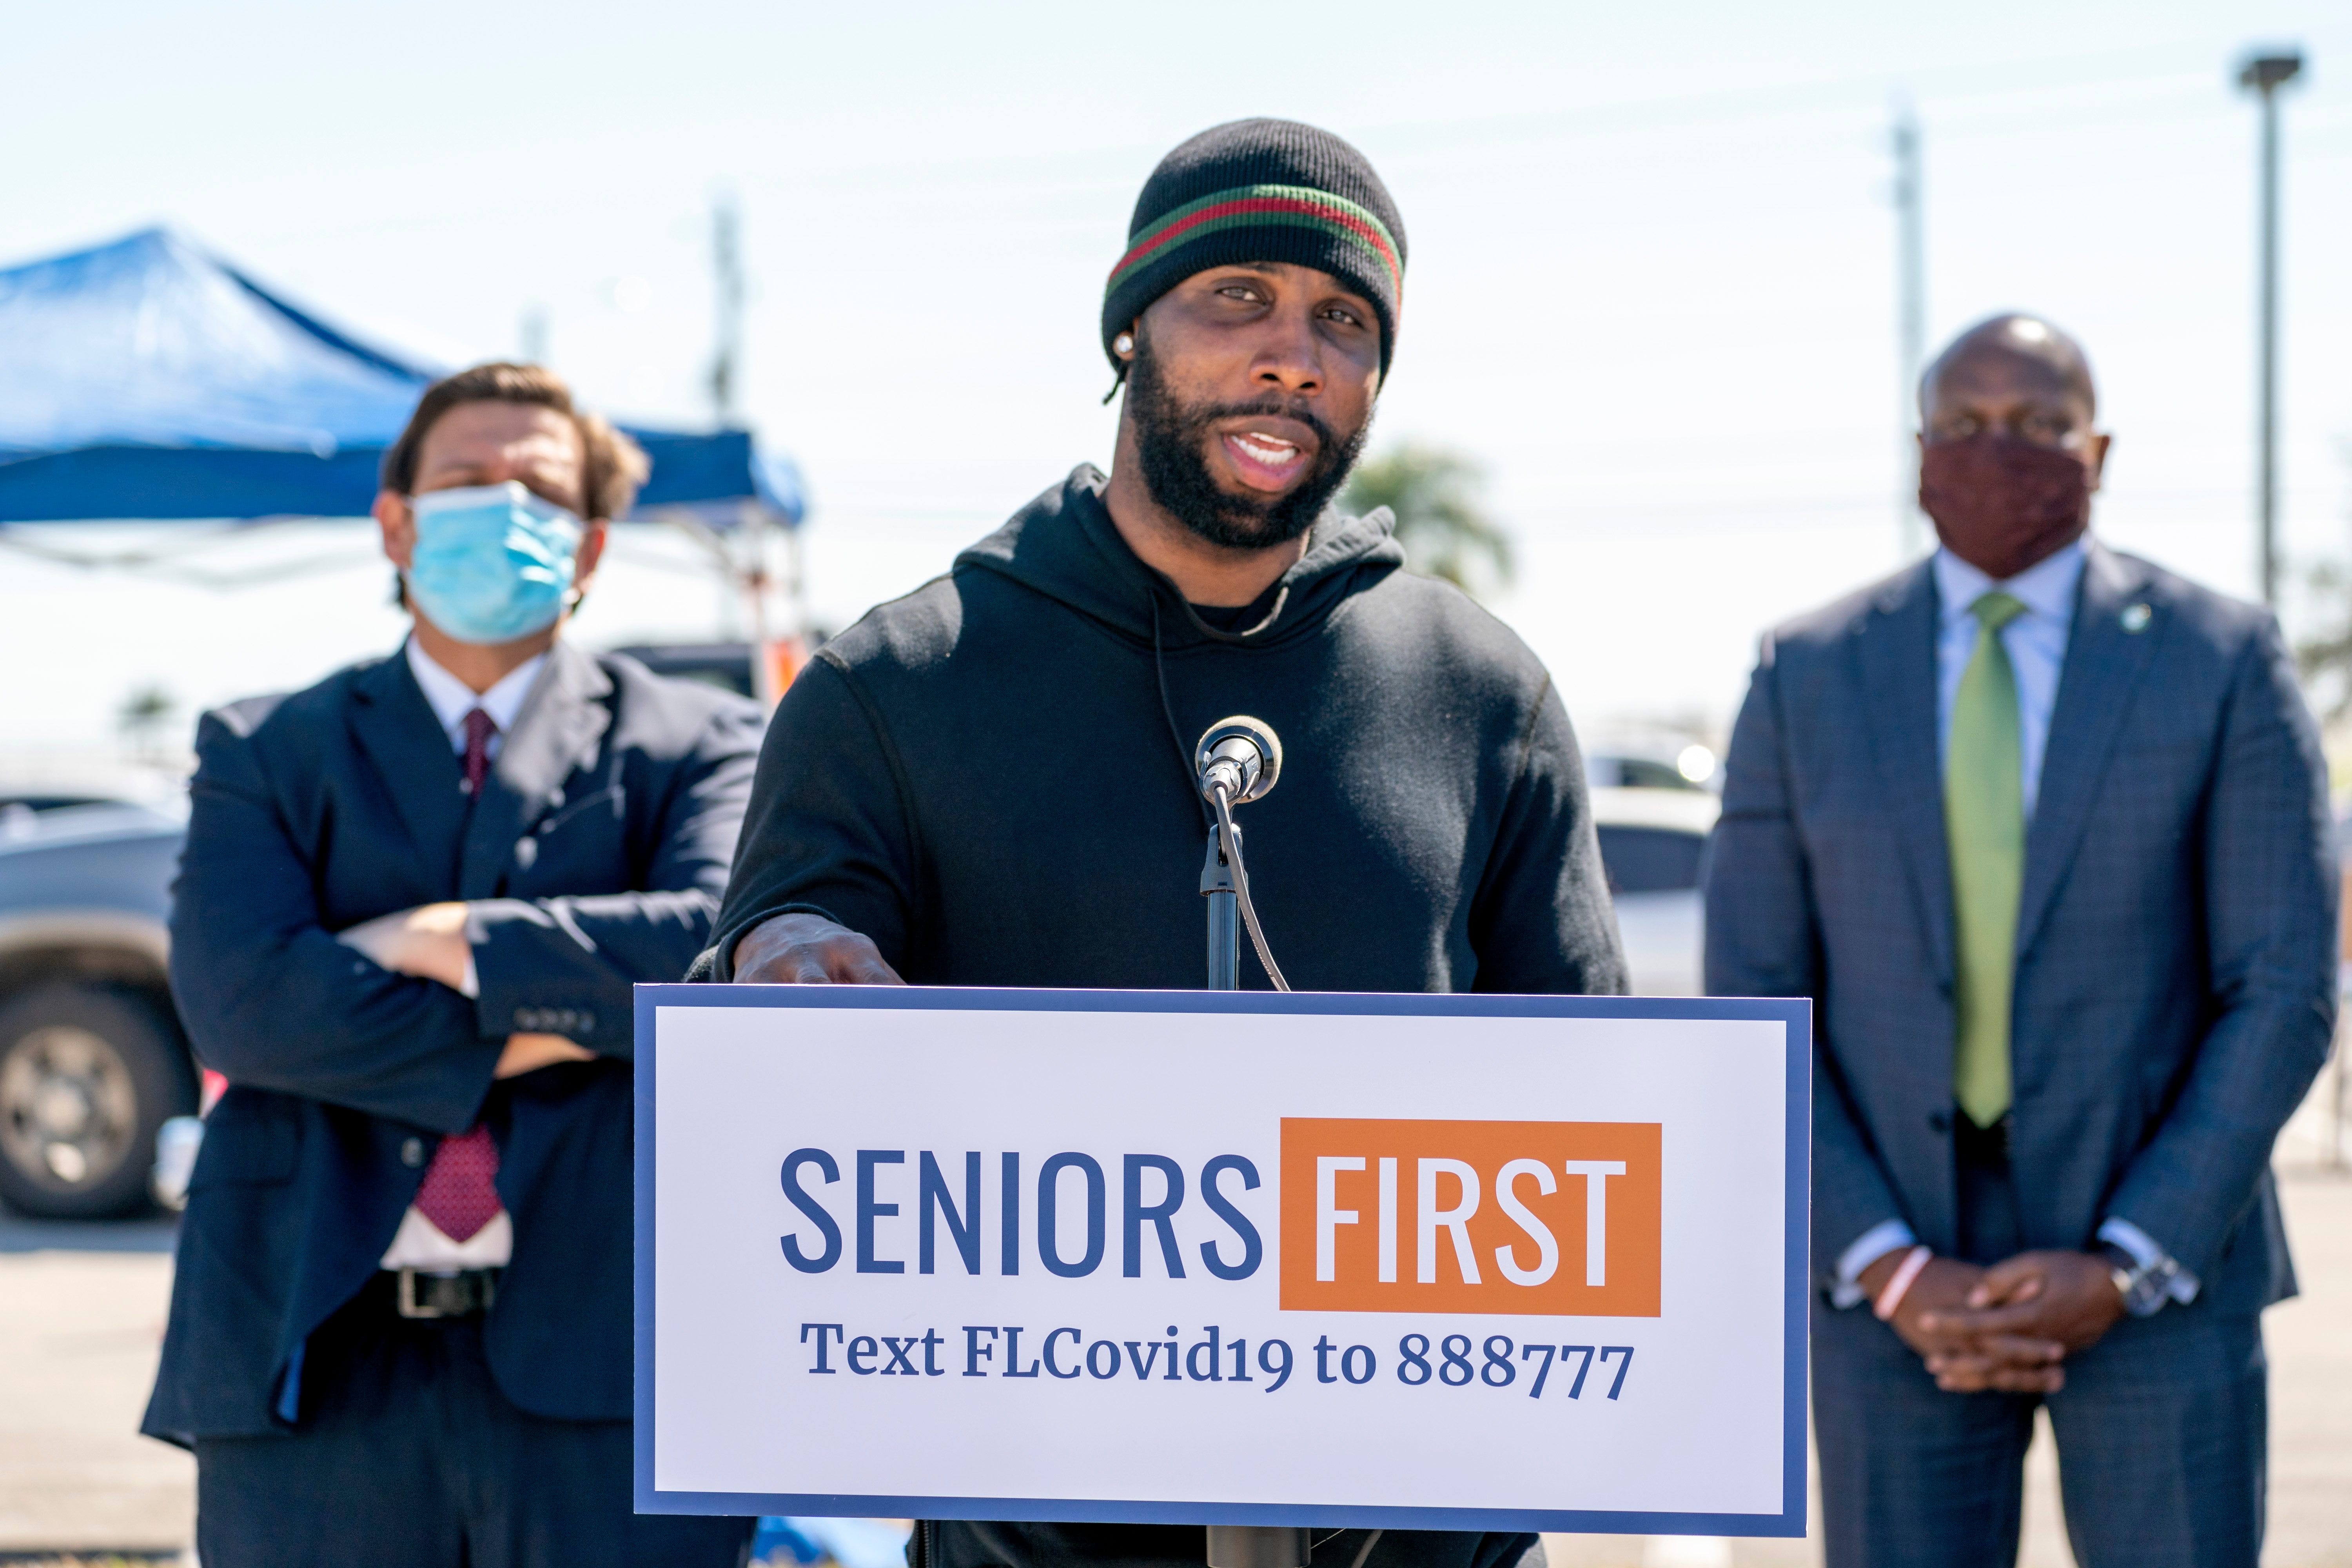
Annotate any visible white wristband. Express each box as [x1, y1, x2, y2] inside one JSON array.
[[1873, 1245, 1933, 1322]]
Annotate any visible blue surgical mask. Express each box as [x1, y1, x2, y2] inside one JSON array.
[[404, 482, 586, 644]]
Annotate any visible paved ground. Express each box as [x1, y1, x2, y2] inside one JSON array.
[[2, 1076, 2346, 1565], [0, 1217, 186, 1557]]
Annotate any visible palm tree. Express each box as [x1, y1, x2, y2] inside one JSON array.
[[1342, 444, 1515, 601], [116, 684, 178, 764]]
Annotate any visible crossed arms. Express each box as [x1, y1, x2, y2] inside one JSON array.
[[169, 703, 756, 1133]]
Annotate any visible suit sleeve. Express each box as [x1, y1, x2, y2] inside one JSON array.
[[468, 699, 763, 1056], [1466, 675, 1629, 996], [168, 710, 496, 1134], [1705, 634, 1906, 1283], [697, 655, 922, 981], [2100, 615, 2338, 1282]]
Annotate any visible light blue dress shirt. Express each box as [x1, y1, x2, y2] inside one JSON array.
[[1933, 541, 2083, 820], [1831, 540, 2196, 1310]]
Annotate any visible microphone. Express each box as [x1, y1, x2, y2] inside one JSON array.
[[1193, 717, 1290, 992], [1194, 716, 1282, 807]]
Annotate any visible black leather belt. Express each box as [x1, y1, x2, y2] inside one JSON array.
[[388, 1267, 501, 1320]]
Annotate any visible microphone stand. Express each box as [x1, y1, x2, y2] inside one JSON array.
[[1200, 815, 1245, 992], [1199, 806, 1308, 1568]]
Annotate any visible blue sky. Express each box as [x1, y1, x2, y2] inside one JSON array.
[[4, 0, 2348, 751]]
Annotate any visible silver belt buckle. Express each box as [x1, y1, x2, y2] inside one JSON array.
[[396, 1268, 445, 1319]]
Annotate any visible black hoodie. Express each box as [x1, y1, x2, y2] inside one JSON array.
[[700, 466, 1622, 1568], [705, 465, 1625, 999]]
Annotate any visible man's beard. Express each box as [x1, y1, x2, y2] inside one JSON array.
[[1125, 334, 1370, 551]]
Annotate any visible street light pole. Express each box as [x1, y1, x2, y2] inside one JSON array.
[[2238, 49, 2303, 610], [1891, 101, 1927, 562]]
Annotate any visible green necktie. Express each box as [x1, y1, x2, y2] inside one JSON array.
[[1946, 590, 2028, 1129]]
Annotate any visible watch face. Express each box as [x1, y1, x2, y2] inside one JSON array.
[[2098, 1243, 2169, 1316], [2125, 1257, 2177, 1317]]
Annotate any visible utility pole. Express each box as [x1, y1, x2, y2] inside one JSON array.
[[697, 193, 794, 705], [708, 196, 744, 427], [519, 307, 549, 367], [2238, 49, 2303, 609], [1892, 101, 1927, 561]]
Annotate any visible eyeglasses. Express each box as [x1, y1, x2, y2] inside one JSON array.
[[1925, 412, 2087, 450]]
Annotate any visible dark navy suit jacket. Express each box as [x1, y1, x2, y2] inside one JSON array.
[[1705, 543, 2336, 1312], [143, 642, 761, 1443]]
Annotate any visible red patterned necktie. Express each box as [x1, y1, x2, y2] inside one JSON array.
[[414, 1123, 503, 1241], [461, 707, 496, 795], [413, 706, 504, 1243]]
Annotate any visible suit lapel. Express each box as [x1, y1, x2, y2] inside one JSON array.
[[2015, 541, 2162, 957], [346, 653, 470, 885], [459, 642, 613, 898], [1857, 561, 1955, 987]]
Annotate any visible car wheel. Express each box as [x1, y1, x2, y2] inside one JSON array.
[[0, 985, 194, 1219]]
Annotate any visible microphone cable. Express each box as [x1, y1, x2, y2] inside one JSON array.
[[1151, 590, 1290, 992], [1210, 779, 1290, 992]]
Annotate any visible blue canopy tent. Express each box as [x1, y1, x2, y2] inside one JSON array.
[[0, 227, 803, 525]]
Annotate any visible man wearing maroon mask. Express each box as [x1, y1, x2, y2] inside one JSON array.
[[1706, 314, 2335, 1567]]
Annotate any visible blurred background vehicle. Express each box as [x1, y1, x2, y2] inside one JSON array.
[[612, 640, 757, 697], [1584, 737, 1719, 794], [0, 793, 196, 1217], [1590, 783, 1716, 997]]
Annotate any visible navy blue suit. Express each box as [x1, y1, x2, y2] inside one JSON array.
[[1706, 543, 2337, 1567], [143, 641, 761, 1565]]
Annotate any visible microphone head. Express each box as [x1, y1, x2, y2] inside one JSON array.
[[1194, 716, 1282, 805]]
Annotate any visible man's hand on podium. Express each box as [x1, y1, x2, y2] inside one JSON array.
[[732, 911, 906, 985]]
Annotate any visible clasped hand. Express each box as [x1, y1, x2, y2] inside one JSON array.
[[1860, 1247, 2124, 1394], [338, 902, 594, 1080]]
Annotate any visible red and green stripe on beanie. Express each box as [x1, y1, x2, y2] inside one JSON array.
[[1100, 119, 1408, 381], [1107, 184, 1403, 301]]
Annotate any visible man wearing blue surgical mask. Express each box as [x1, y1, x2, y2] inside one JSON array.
[[143, 363, 762, 1567]]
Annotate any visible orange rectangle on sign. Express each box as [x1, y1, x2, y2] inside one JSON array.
[[1279, 1118, 1661, 1318]]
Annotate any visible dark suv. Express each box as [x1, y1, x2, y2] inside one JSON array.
[[0, 796, 197, 1216]]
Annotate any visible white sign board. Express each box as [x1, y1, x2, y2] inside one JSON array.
[[635, 987, 1809, 1538]]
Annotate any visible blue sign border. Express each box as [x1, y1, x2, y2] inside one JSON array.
[[633, 985, 1811, 1538]]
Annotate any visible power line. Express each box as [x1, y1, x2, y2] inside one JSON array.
[[762, 49, 2332, 199]]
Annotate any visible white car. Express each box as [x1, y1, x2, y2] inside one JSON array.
[[1590, 786, 1716, 996]]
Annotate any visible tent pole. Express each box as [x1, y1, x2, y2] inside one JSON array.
[[741, 500, 779, 710]]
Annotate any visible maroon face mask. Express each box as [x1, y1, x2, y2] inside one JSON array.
[[1918, 434, 2091, 580]]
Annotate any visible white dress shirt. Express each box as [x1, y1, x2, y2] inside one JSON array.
[[379, 638, 546, 1274], [405, 637, 545, 761], [1833, 541, 2196, 1309]]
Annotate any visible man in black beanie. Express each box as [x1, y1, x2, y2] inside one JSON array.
[[704, 119, 1620, 1568]]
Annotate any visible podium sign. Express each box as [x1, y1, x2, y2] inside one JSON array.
[[635, 987, 1809, 1538]]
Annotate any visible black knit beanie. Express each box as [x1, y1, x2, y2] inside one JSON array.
[[1102, 118, 1407, 382]]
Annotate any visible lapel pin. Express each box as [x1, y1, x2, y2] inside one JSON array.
[[2120, 603, 2152, 633]]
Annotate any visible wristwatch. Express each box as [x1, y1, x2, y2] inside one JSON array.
[[2098, 1241, 2180, 1318]]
